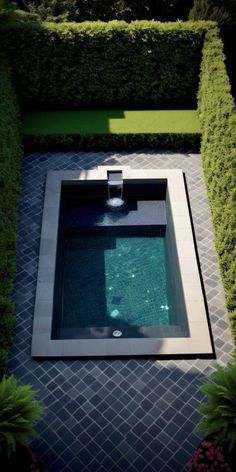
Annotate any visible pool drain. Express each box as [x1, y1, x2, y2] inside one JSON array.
[[113, 330, 122, 337]]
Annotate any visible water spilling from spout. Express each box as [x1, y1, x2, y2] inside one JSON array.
[[106, 197, 125, 209], [106, 170, 125, 210]]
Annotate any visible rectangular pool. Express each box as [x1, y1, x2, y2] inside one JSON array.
[[62, 233, 170, 331], [56, 230, 174, 339], [31, 167, 213, 357]]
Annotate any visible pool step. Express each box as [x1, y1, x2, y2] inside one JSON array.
[[56, 324, 186, 340]]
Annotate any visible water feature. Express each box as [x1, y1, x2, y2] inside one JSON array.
[[106, 170, 125, 209]]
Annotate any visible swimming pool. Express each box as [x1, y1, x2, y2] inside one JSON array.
[[31, 167, 213, 357], [62, 234, 170, 332]]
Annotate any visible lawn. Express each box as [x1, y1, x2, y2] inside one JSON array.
[[23, 110, 200, 135]]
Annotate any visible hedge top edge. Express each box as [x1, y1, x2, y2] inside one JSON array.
[[0, 18, 216, 33]]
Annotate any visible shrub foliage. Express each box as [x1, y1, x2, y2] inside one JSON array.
[[197, 363, 236, 452], [23, 132, 200, 152], [14, 0, 193, 22], [1, 20, 205, 110], [189, 0, 236, 26], [189, 0, 231, 25], [0, 375, 43, 457], [0, 54, 22, 376], [197, 26, 236, 345]]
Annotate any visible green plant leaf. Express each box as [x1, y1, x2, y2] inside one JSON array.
[[0, 375, 43, 458]]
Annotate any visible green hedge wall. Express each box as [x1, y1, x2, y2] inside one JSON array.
[[198, 26, 236, 346], [0, 54, 22, 376], [23, 132, 200, 152], [1, 20, 206, 110]]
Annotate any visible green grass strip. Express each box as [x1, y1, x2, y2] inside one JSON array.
[[23, 110, 201, 135]]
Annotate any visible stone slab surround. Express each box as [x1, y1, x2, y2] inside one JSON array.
[[31, 166, 213, 358]]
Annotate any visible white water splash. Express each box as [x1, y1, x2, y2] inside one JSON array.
[[106, 197, 125, 208]]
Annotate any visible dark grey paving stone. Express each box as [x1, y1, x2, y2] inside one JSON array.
[[8, 150, 234, 472]]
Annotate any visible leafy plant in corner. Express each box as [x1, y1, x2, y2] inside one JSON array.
[[0, 375, 43, 458], [196, 363, 236, 453], [188, 363, 236, 471]]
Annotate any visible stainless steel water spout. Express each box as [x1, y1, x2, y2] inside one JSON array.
[[107, 170, 123, 200]]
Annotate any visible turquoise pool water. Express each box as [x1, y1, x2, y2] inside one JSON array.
[[62, 234, 171, 329]]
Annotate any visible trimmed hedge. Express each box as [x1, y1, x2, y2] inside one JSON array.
[[0, 54, 22, 376], [23, 132, 200, 152], [197, 26, 236, 346], [1, 20, 206, 110]]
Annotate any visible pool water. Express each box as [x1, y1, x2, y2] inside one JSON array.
[[62, 233, 171, 329]]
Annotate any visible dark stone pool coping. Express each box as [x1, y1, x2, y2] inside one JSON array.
[[31, 167, 213, 358]]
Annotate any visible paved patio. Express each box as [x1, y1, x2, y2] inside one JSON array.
[[9, 151, 233, 472]]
